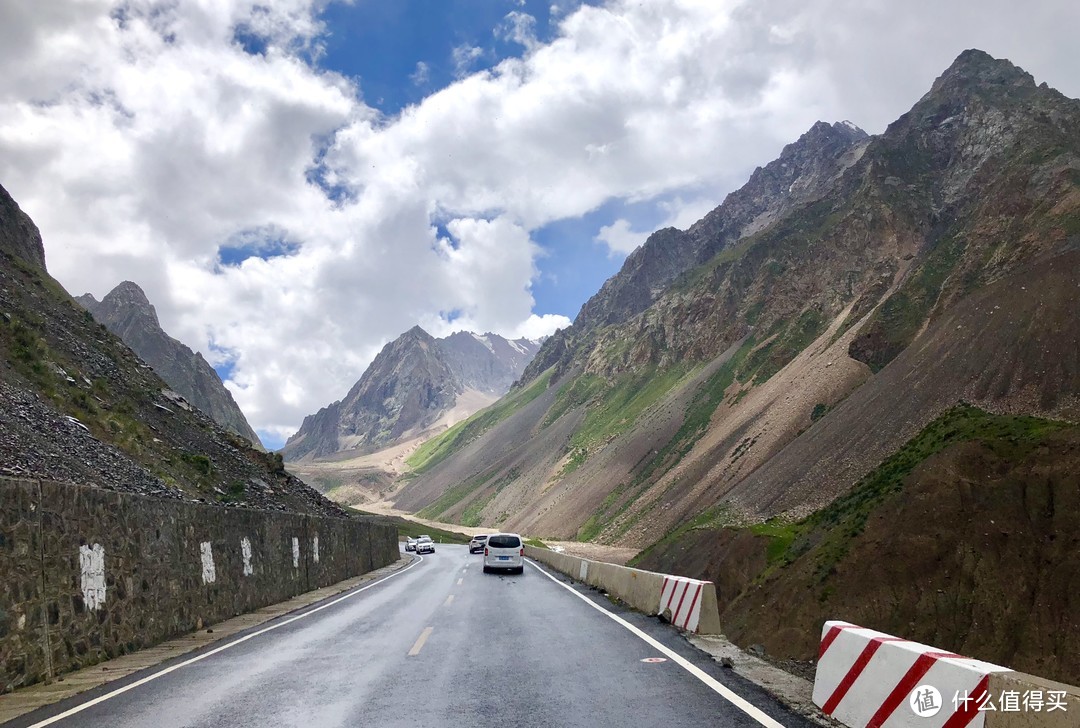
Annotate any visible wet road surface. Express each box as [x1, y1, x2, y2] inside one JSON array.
[[5, 545, 812, 728]]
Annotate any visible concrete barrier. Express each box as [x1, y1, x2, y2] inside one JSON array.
[[813, 620, 1079, 728], [658, 575, 710, 633], [524, 545, 721, 634]]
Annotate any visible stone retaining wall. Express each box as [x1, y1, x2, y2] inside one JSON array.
[[0, 477, 398, 692]]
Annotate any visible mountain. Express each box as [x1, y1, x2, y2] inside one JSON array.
[[281, 327, 541, 462], [394, 50, 1080, 551], [634, 405, 1080, 685], [439, 331, 542, 394], [522, 119, 870, 381], [76, 282, 262, 448], [388, 49, 1080, 681], [0, 181, 345, 517], [0, 183, 46, 270]]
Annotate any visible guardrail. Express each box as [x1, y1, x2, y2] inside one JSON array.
[[813, 620, 1080, 727], [523, 545, 722, 634]]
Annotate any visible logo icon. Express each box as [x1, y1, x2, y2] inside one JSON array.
[[910, 685, 943, 717]]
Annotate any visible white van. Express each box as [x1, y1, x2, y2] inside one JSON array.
[[482, 533, 524, 574]]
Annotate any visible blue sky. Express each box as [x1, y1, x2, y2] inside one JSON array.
[[319, 1, 575, 115]]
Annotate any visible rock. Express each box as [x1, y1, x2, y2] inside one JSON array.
[[282, 327, 542, 461], [0, 182, 47, 270], [78, 283, 262, 447]]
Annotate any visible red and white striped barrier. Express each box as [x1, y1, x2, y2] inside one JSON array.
[[813, 621, 1011, 728], [658, 575, 707, 632]]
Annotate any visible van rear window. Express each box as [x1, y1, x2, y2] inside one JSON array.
[[487, 535, 521, 548]]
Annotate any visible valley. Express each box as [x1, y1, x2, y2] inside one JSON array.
[[281, 49, 1080, 684], [2, 14, 1078, 715]]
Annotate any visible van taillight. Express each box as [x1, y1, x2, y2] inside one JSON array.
[[520, 548, 524, 556], [484, 548, 488, 556]]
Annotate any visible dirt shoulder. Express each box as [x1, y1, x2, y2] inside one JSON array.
[[544, 540, 639, 566]]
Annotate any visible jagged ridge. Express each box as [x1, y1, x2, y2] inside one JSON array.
[[77, 282, 262, 448], [282, 327, 542, 461]]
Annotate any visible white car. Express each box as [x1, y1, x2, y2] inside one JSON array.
[[415, 536, 435, 554], [404, 537, 417, 552], [468, 534, 488, 554], [482, 533, 524, 574]]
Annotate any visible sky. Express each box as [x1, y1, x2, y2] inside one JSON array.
[[1, 1, 1078, 449]]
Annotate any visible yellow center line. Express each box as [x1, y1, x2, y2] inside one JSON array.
[[444, 595, 454, 606], [408, 627, 434, 657]]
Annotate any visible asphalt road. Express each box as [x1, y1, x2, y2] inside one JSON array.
[[6, 545, 812, 728]]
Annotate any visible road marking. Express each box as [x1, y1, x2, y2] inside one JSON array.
[[457, 578, 463, 585], [25, 556, 425, 728], [444, 595, 454, 606], [408, 627, 434, 656], [641, 657, 667, 663], [527, 560, 785, 728]]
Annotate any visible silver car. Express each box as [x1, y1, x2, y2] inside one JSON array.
[[415, 536, 435, 554], [405, 537, 417, 552]]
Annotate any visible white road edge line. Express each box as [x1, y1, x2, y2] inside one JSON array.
[[27, 555, 425, 728], [526, 559, 785, 728]]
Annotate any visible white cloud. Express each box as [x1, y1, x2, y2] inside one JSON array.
[[451, 43, 484, 78], [659, 196, 721, 232], [514, 313, 572, 340], [1, 0, 1078, 444], [595, 195, 722, 256], [409, 60, 430, 86], [497, 11, 539, 52], [595, 219, 645, 256]]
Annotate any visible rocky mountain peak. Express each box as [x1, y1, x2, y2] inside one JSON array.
[[873, 50, 1074, 214], [282, 327, 543, 461], [797, 120, 869, 149], [0, 182, 46, 270], [96, 280, 160, 326], [79, 281, 262, 447], [931, 49, 1036, 95]]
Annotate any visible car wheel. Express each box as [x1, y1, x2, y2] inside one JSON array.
[[515, 566, 524, 575], [482, 566, 490, 574]]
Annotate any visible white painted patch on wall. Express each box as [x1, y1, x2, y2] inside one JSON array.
[[579, 561, 589, 581], [200, 541, 216, 584], [79, 543, 106, 610], [240, 537, 254, 576], [312, 535, 319, 564], [292, 536, 300, 568]]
